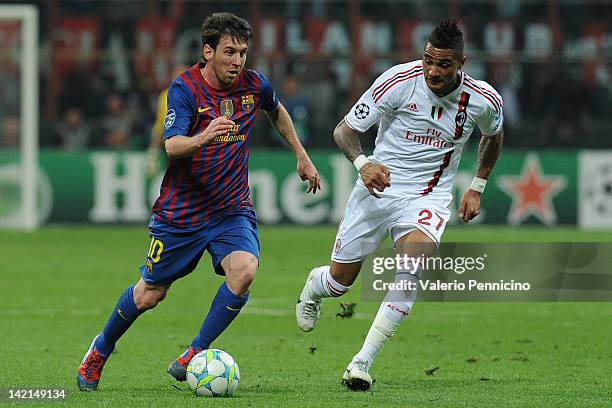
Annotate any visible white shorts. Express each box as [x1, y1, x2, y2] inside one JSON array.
[[331, 183, 452, 263]]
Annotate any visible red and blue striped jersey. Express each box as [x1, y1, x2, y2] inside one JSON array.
[[151, 62, 279, 228]]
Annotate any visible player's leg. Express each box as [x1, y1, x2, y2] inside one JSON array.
[[297, 184, 388, 331], [187, 250, 255, 349], [77, 279, 170, 391], [343, 230, 435, 391], [343, 195, 450, 390], [296, 261, 360, 331], [78, 227, 205, 391], [102, 280, 171, 351], [168, 213, 258, 381]]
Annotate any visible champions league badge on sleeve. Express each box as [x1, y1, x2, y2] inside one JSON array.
[[354, 103, 370, 120]]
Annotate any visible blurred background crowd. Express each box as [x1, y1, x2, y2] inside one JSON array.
[[1, 0, 611, 150]]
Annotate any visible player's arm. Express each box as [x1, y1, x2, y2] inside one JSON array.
[[162, 80, 233, 159], [164, 117, 235, 159], [340, 65, 413, 198], [334, 120, 390, 198], [265, 103, 321, 194], [476, 130, 504, 179], [458, 129, 504, 223]]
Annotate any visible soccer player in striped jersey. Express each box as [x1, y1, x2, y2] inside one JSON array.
[[296, 20, 504, 390], [77, 12, 321, 391]]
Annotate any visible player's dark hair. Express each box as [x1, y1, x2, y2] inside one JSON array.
[[201, 12, 253, 51], [427, 20, 464, 55]]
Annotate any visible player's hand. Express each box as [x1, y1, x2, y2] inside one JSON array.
[[297, 156, 322, 194], [195, 117, 235, 147], [360, 162, 391, 198], [458, 189, 481, 223]]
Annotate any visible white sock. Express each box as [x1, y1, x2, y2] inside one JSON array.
[[355, 271, 418, 365], [307, 265, 351, 300]]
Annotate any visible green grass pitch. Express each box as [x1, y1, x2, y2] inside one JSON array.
[[1, 225, 611, 407]]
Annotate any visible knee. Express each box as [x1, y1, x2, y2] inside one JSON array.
[[227, 255, 258, 294], [234, 256, 257, 287], [134, 285, 168, 311]]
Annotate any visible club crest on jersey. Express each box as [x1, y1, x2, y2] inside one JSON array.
[[455, 111, 467, 127], [220, 99, 234, 118], [454, 92, 471, 139], [354, 103, 370, 120], [241, 94, 254, 112]]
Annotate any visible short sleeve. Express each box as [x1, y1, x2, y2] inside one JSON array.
[[477, 88, 504, 136], [344, 65, 409, 132], [257, 72, 279, 111], [163, 80, 196, 139]]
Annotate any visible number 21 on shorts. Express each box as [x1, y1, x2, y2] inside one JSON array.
[[417, 209, 445, 231]]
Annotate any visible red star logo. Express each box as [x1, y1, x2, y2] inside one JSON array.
[[497, 154, 566, 225]]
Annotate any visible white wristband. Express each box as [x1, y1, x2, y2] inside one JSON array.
[[470, 177, 487, 193], [353, 154, 370, 172]]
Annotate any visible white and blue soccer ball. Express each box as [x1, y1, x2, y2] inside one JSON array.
[[186, 349, 240, 397]]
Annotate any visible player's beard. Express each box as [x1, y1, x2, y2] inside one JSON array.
[[213, 66, 240, 88], [226, 67, 241, 82], [428, 72, 461, 96]]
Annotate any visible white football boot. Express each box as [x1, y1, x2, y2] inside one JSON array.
[[342, 358, 373, 391], [296, 267, 323, 332]]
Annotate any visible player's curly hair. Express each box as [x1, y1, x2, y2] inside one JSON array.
[[427, 20, 464, 55], [201, 12, 253, 50]]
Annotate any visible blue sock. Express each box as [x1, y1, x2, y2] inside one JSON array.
[[190, 282, 249, 350], [94, 285, 144, 357]]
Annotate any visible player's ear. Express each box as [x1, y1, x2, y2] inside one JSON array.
[[458, 56, 466, 71], [202, 44, 214, 62]]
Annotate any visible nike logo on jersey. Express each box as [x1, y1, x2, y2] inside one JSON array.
[[226, 306, 241, 312], [117, 309, 129, 322], [198, 106, 211, 113]]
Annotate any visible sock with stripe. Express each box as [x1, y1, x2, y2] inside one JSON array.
[[307, 265, 351, 300], [190, 282, 249, 350], [94, 284, 144, 357]]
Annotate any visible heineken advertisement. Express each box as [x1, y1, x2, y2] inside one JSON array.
[[2, 149, 607, 226]]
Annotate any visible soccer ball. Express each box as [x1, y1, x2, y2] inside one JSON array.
[[186, 349, 240, 397]]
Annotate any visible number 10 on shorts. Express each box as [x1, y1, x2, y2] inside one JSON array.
[[147, 237, 164, 263]]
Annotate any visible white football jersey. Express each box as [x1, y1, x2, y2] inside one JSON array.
[[344, 60, 503, 199]]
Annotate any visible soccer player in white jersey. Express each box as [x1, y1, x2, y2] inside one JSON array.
[[296, 20, 504, 390]]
